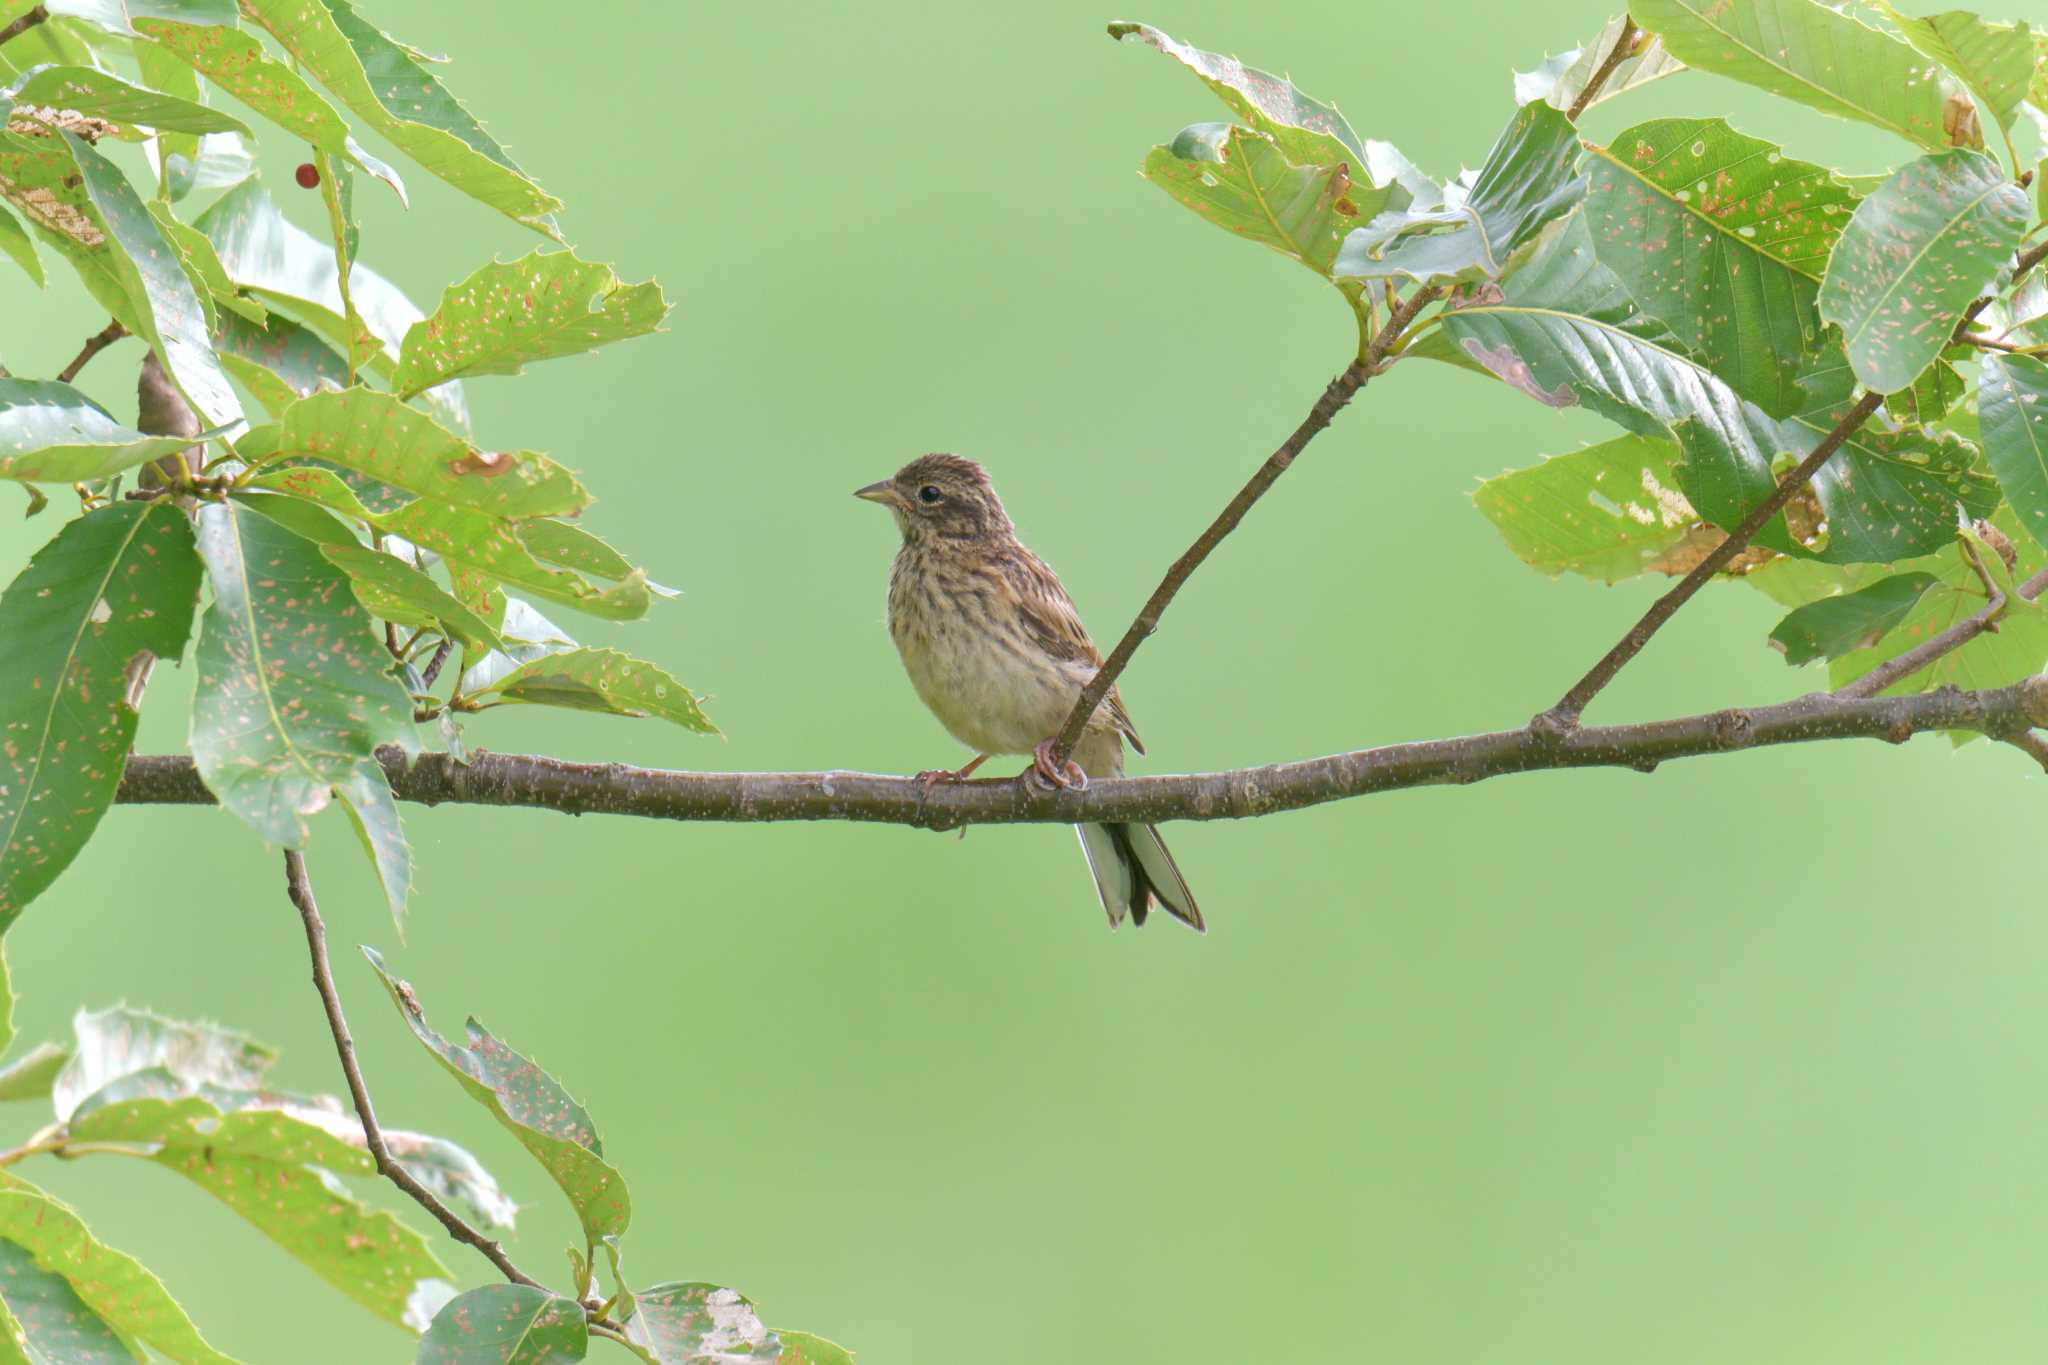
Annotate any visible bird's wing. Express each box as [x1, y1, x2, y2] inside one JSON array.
[[1007, 548, 1145, 754]]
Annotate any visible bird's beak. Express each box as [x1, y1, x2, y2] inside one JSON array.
[[853, 481, 898, 506]]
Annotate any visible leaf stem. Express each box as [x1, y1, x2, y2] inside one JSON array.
[[312, 149, 363, 386], [1565, 18, 1639, 121], [0, 4, 45, 48], [282, 849, 543, 1289], [54, 320, 127, 385]]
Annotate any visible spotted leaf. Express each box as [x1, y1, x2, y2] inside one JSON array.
[[1870, 4, 2036, 135], [2, 64, 248, 138], [1473, 433, 1699, 583], [1979, 354, 2048, 551], [417, 1284, 586, 1364], [1767, 571, 1939, 664], [365, 948, 631, 1245], [0, 379, 223, 483], [0, 504, 200, 931], [475, 647, 713, 734], [1818, 149, 2028, 393]]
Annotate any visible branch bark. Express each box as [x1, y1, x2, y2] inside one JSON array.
[[55, 320, 126, 385], [122, 676, 2048, 830], [283, 849, 542, 1290], [0, 4, 46, 48], [1564, 18, 1639, 121], [1540, 389, 1888, 728]]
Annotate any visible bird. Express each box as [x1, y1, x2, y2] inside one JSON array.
[[855, 454, 1203, 932]]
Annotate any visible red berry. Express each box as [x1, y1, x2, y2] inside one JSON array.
[[294, 162, 320, 189]]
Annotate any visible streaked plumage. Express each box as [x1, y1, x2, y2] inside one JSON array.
[[855, 454, 1202, 932]]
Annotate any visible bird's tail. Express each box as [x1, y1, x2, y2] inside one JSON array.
[[1075, 822, 1204, 932]]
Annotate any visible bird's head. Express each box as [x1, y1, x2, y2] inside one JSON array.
[[854, 453, 1013, 544]]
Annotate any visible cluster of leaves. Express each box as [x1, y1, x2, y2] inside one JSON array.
[[0, 0, 845, 1359], [1116, 3, 2048, 702]]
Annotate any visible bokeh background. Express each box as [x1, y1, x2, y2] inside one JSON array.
[[2, 2, 2044, 1361]]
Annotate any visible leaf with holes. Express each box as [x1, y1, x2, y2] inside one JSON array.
[[0, 504, 199, 931], [189, 500, 415, 923], [1583, 118, 1859, 416], [393, 250, 668, 397], [64, 1095, 453, 1331], [1818, 149, 2028, 393], [1516, 14, 1685, 113], [0, 1176, 243, 1364], [365, 948, 631, 1246], [1767, 571, 1939, 664], [64, 132, 240, 428], [133, 16, 406, 199], [240, 0, 559, 237], [475, 647, 713, 733], [1442, 215, 2000, 562], [3, 64, 248, 137], [0, 379, 221, 483], [1335, 101, 1581, 285], [1980, 354, 2048, 551], [1870, 5, 2036, 135], [321, 543, 505, 653], [623, 1284, 795, 1364], [1631, 0, 1960, 150], [1473, 433, 1699, 583], [417, 1284, 587, 1364]]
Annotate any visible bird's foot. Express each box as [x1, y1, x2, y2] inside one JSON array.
[[1028, 739, 1088, 791], [916, 754, 990, 801]]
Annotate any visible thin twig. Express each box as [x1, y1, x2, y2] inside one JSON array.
[[1836, 559, 2048, 700], [1540, 389, 1888, 728], [282, 849, 542, 1289], [2003, 730, 2048, 773], [1565, 18, 1640, 122], [0, 4, 46, 47], [1047, 284, 1439, 768], [1959, 331, 2026, 354], [55, 320, 126, 385], [122, 675, 2048, 830], [420, 639, 454, 690]]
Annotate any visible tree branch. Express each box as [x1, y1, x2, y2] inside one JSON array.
[[122, 677, 2048, 830], [1047, 284, 1440, 767], [1565, 18, 1639, 121], [282, 849, 542, 1290], [1835, 557, 2048, 700], [0, 4, 46, 48], [1540, 389, 1888, 728], [55, 319, 126, 385]]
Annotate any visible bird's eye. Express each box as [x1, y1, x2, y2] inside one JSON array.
[[918, 485, 942, 504]]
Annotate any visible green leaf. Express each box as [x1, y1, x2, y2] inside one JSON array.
[[0, 1237, 135, 1364], [51, 1005, 273, 1122], [1631, 0, 1961, 150], [1826, 506, 2048, 692], [1979, 353, 2048, 550], [1884, 353, 1968, 425], [149, 203, 264, 329], [1472, 433, 1698, 582], [392, 251, 669, 398], [1818, 149, 2028, 393], [64, 132, 240, 428], [364, 948, 631, 1245], [516, 520, 644, 587], [261, 389, 588, 518], [416, 1285, 586, 1364], [133, 16, 406, 199], [0, 504, 200, 930], [1139, 122, 1398, 279], [0, 1177, 244, 1364], [189, 499, 415, 923], [1335, 102, 1581, 286], [381, 1130, 519, 1233], [1582, 118, 1858, 416], [0, 379, 219, 483], [1767, 571, 1939, 663], [63, 1096, 452, 1332], [623, 1284, 787, 1364], [3, 65, 248, 136], [1516, 15, 1684, 113], [214, 310, 347, 416], [458, 596, 575, 694], [321, 543, 505, 653], [0, 1044, 67, 1104], [1442, 215, 2000, 561], [774, 1331, 856, 1364], [0, 200, 42, 287], [0, 128, 141, 332], [475, 648, 713, 733], [241, 0, 559, 237], [1870, 5, 2036, 135], [1108, 20, 1367, 168]]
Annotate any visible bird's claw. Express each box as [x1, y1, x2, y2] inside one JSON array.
[[1029, 740, 1088, 791]]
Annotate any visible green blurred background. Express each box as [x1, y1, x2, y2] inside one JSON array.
[[3, 2, 2045, 1361]]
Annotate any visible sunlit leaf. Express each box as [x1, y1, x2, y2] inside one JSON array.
[[392, 250, 668, 398], [189, 499, 415, 923], [1516, 14, 1684, 113], [1980, 353, 2048, 550], [3, 64, 248, 137], [476, 647, 713, 733], [1582, 118, 1858, 415], [0, 128, 142, 332], [623, 1284, 787, 1365], [774, 1331, 856, 1364], [0, 1236, 134, 1364], [0, 199, 39, 286], [364, 948, 631, 1246], [0, 1044, 67, 1104], [0, 504, 199, 931], [416, 1284, 586, 1365], [1473, 433, 1698, 582], [1870, 4, 2035, 135], [0, 1175, 243, 1364], [381, 1130, 519, 1234], [0, 379, 217, 482], [1109, 20, 1368, 169], [1631, 0, 1960, 150], [322, 542, 504, 653], [241, 0, 558, 236], [51, 1005, 273, 1122], [1818, 149, 2028, 393], [214, 310, 347, 415], [1767, 571, 1939, 663], [458, 596, 575, 694]]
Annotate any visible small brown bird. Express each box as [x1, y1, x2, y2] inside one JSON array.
[[856, 454, 1202, 932]]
